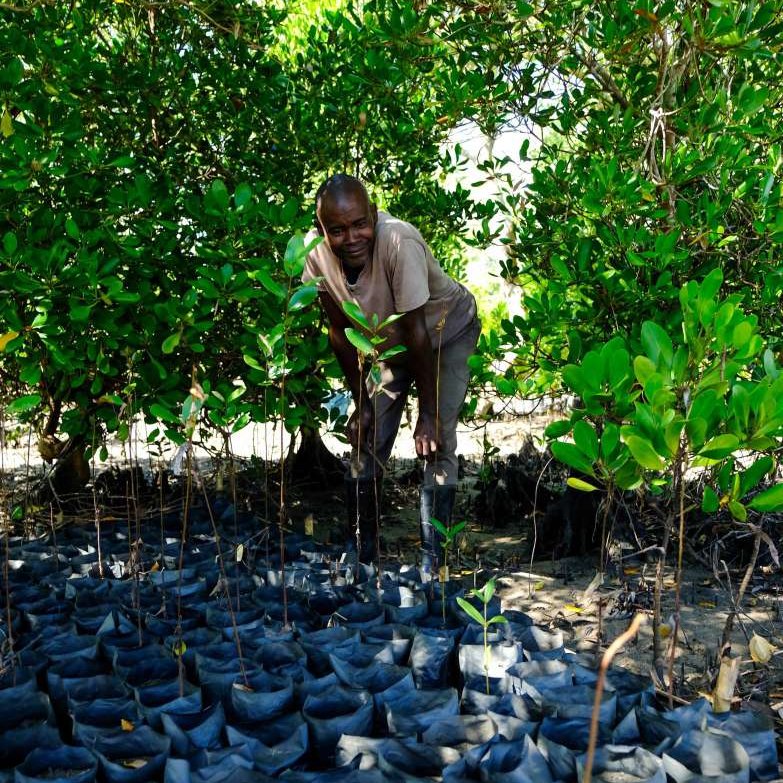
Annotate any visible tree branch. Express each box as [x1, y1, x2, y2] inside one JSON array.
[[572, 48, 630, 110]]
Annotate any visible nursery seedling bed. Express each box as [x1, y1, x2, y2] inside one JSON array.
[[1, 500, 781, 782]]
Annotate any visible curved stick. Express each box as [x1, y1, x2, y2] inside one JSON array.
[[583, 613, 647, 783]]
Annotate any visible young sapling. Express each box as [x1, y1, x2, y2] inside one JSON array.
[[431, 516, 466, 622], [456, 576, 507, 695]]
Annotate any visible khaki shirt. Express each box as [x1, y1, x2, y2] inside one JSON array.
[[302, 212, 477, 359]]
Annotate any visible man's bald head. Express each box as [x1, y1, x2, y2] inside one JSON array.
[[314, 174, 377, 269], [315, 174, 370, 221]]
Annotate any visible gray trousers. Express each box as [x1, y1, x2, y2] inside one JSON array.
[[353, 316, 481, 488]]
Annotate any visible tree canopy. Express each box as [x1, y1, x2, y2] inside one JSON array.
[[1, 0, 782, 463]]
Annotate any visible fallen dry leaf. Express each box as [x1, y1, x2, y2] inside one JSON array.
[[749, 634, 776, 664]]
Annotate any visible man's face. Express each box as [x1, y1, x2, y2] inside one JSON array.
[[317, 189, 377, 269]]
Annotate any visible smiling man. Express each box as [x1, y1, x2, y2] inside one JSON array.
[[303, 173, 480, 572]]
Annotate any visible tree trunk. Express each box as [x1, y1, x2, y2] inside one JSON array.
[[289, 427, 345, 489]]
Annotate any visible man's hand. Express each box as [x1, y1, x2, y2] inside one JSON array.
[[414, 412, 439, 461], [347, 405, 374, 450]]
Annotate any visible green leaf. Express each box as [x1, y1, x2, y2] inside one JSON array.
[[242, 354, 264, 371], [342, 301, 370, 329], [283, 233, 306, 277], [737, 83, 768, 116], [487, 615, 508, 625], [65, 218, 79, 239], [685, 416, 708, 448], [728, 500, 747, 522], [640, 321, 673, 368], [281, 197, 299, 222], [2, 57, 23, 86], [0, 108, 12, 138], [234, 183, 252, 208], [289, 285, 318, 312], [483, 577, 496, 603], [345, 328, 375, 355], [132, 173, 150, 207], [663, 418, 684, 457], [748, 483, 783, 512], [495, 377, 518, 395], [566, 330, 583, 362], [3, 231, 17, 254], [739, 457, 774, 498], [633, 355, 657, 385], [431, 518, 448, 536], [550, 441, 595, 476], [303, 235, 323, 256], [567, 476, 599, 492], [162, 332, 181, 354], [730, 383, 750, 432], [149, 403, 179, 424], [106, 155, 135, 167], [97, 394, 123, 406], [625, 435, 665, 471], [615, 461, 643, 490], [207, 179, 230, 212], [377, 345, 407, 361], [763, 349, 779, 379], [698, 434, 739, 460], [600, 422, 621, 461], [572, 420, 599, 461], [149, 357, 167, 380], [456, 597, 486, 626], [70, 304, 92, 322], [702, 486, 720, 513], [7, 393, 41, 415], [732, 321, 753, 350], [562, 363, 590, 394], [544, 420, 572, 439], [608, 347, 631, 389], [256, 269, 287, 300], [377, 312, 404, 330], [699, 268, 723, 303]]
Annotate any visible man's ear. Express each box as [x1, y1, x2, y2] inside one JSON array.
[[314, 214, 324, 235], [370, 203, 378, 224]]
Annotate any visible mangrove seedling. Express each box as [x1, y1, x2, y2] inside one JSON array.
[[456, 576, 507, 694], [431, 517, 466, 622]]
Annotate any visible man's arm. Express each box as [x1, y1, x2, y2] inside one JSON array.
[[398, 304, 439, 460]]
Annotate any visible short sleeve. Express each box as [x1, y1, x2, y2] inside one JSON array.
[[390, 238, 430, 312], [302, 251, 325, 290]]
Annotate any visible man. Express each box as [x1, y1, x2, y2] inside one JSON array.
[[303, 173, 480, 573]]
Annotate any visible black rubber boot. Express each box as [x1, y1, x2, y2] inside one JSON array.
[[344, 476, 382, 563], [420, 485, 457, 578]]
